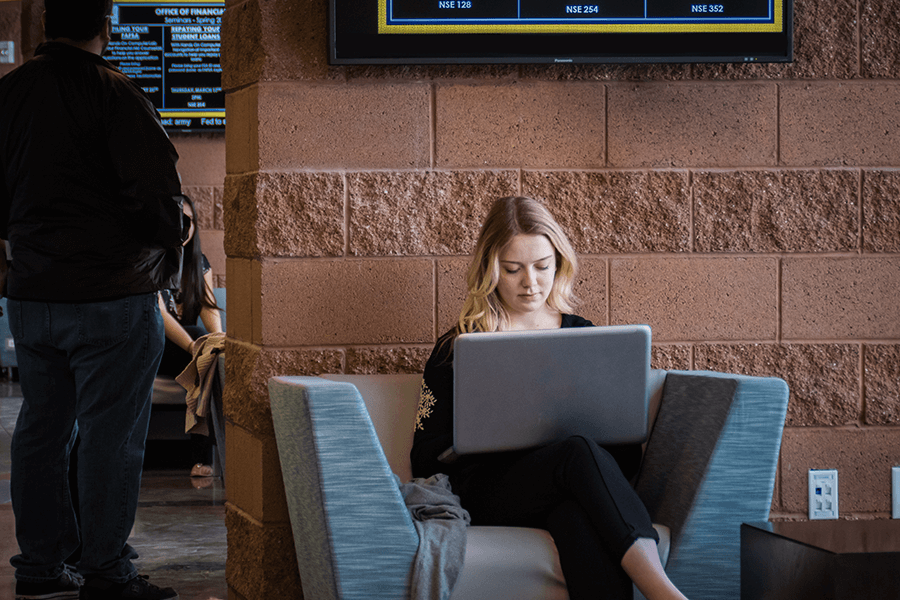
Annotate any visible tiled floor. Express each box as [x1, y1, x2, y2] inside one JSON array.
[[0, 378, 227, 600]]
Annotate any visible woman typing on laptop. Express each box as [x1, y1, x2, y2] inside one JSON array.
[[411, 197, 690, 600]]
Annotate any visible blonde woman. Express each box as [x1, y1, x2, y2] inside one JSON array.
[[411, 197, 689, 600]]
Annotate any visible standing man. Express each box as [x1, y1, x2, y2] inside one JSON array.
[[0, 1, 186, 599]]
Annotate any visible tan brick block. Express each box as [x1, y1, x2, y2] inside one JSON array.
[[694, 343, 861, 427], [864, 344, 900, 425], [220, 1, 264, 90], [225, 506, 302, 599], [224, 424, 288, 523], [223, 174, 259, 259], [257, 83, 431, 170], [574, 257, 607, 327], [609, 258, 778, 342], [437, 257, 468, 336], [787, 0, 858, 80], [694, 170, 859, 252], [223, 339, 344, 434], [171, 135, 226, 187], [199, 230, 226, 281], [348, 171, 517, 256], [224, 86, 259, 176], [182, 186, 217, 230], [259, 258, 434, 345], [781, 82, 900, 167], [780, 428, 900, 515], [224, 258, 256, 343], [861, 0, 900, 78], [652, 345, 692, 371], [255, 172, 345, 257], [608, 83, 777, 167], [222, 0, 335, 88], [345, 346, 432, 374], [435, 82, 606, 169], [692, 0, 858, 80], [226, 169, 341, 264], [226, 586, 248, 600], [213, 186, 225, 231], [782, 257, 900, 340], [223, 340, 270, 436], [863, 170, 900, 253], [523, 171, 691, 253]]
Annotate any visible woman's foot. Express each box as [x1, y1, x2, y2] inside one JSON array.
[[190, 463, 213, 477]]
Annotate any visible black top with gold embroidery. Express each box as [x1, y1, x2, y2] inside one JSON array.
[[411, 314, 594, 479]]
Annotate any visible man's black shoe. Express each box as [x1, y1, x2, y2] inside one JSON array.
[[14, 569, 82, 599], [80, 575, 177, 600]]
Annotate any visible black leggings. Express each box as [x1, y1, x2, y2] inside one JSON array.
[[450, 436, 658, 600]]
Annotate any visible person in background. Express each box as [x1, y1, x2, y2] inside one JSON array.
[[157, 195, 222, 479], [0, 1, 185, 598], [412, 197, 691, 600]]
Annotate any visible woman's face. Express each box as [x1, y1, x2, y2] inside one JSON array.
[[496, 234, 557, 317], [182, 202, 195, 246]]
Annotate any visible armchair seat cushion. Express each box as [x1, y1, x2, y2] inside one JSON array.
[[452, 524, 670, 600], [451, 527, 568, 600]]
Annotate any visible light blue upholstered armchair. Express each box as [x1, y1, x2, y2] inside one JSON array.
[[269, 370, 789, 600]]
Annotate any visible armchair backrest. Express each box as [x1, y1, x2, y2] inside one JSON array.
[[318, 371, 668, 483], [321, 373, 422, 482]]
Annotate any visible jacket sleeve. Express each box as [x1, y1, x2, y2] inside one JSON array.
[[105, 74, 186, 249]]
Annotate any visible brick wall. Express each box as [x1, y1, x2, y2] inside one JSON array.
[[221, 0, 900, 597]]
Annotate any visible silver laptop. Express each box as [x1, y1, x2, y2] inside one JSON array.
[[450, 324, 652, 457]]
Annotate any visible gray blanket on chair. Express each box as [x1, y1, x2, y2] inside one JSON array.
[[398, 474, 471, 600]]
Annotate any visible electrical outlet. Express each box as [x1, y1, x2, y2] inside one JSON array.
[[893, 467, 900, 519], [809, 469, 838, 520]]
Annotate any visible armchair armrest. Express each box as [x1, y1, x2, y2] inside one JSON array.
[[269, 376, 419, 600]]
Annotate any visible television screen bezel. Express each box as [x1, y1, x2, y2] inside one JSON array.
[[329, 0, 794, 65]]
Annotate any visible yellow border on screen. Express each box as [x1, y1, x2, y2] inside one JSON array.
[[378, 0, 783, 33]]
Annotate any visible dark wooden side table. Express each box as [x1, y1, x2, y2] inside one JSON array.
[[741, 520, 900, 600]]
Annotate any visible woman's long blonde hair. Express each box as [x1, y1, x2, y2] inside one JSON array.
[[458, 197, 578, 333]]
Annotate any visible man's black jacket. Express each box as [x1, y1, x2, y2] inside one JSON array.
[[0, 42, 186, 301]]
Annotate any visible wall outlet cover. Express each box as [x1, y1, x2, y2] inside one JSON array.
[[809, 469, 838, 520]]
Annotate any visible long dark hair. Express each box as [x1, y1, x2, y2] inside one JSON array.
[[180, 195, 220, 326]]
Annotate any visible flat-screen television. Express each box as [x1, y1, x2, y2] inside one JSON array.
[[330, 0, 793, 64], [106, 0, 225, 132]]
